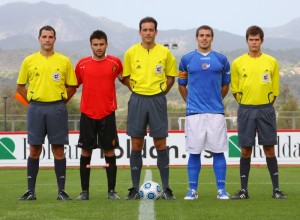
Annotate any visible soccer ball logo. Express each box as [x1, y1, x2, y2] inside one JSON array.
[[139, 181, 161, 200]]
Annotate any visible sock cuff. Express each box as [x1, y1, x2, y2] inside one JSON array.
[[80, 155, 91, 163], [240, 157, 251, 163], [131, 150, 142, 157], [266, 156, 277, 162], [28, 157, 39, 163], [54, 158, 66, 165], [105, 155, 116, 165]]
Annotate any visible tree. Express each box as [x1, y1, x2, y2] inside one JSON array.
[[275, 83, 300, 129]]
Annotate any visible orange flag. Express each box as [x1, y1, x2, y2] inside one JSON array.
[[14, 92, 29, 106]]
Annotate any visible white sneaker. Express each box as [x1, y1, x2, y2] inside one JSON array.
[[184, 189, 198, 200], [217, 189, 230, 200]]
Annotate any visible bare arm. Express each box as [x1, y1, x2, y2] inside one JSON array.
[[65, 85, 77, 103], [122, 76, 132, 91], [178, 84, 187, 102], [164, 76, 175, 95], [16, 84, 29, 104], [221, 84, 229, 99]]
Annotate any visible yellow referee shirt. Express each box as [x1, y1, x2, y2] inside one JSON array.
[[123, 43, 177, 95], [230, 53, 280, 105], [17, 52, 77, 102]]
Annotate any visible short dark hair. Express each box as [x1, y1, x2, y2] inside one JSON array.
[[39, 25, 56, 37], [246, 26, 264, 40], [90, 30, 107, 43], [196, 25, 214, 38], [139, 17, 158, 31]]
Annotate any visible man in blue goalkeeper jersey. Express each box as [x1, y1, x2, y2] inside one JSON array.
[[178, 25, 230, 200]]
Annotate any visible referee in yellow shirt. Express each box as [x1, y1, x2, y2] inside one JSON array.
[[231, 26, 287, 200], [123, 17, 177, 200], [17, 25, 77, 200]]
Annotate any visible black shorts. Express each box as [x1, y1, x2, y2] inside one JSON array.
[[77, 112, 119, 150]]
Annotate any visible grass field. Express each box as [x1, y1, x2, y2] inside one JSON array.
[[0, 166, 299, 220]]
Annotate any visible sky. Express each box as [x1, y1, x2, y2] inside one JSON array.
[[0, 0, 300, 36]]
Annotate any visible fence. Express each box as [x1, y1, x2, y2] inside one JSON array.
[[1, 112, 300, 131]]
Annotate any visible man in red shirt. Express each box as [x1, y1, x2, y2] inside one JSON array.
[[75, 30, 124, 200]]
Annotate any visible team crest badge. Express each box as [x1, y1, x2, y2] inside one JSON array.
[[112, 64, 117, 73], [202, 63, 210, 69], [52, 72, 60, 81]]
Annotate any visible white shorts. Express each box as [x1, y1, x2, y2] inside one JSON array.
[[185, 114, 228, 154]]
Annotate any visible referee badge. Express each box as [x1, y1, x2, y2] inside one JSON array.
[[262, 73, 270, 82], [155, 65, 163, 74], [52, 72, 61, 81]]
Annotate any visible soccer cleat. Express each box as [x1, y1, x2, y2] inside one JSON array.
[[217, 189, 230, 200], [18, 190, 36, 200], [125, 187, 140, 200], [57, 190, 72, 200], [184, 189, 198, 200], [272, 189, 288, 199], [161, 187, 176, 200], [76, 191, 89, 200], [108, 190, 120, 200], [231, 189, 249, 200]]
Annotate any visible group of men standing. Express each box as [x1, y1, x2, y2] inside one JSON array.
[[16, 16, 287, 201]]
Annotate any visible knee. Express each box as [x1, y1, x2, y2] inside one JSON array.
[[29, 145, 42, 159], [51, 145, 65, 160], [154, 138, 167, 151], [263, 146, 275, 157], [241, 147, 252, 158], [103, 149, 115, 157]]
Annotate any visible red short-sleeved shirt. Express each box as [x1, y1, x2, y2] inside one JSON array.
[[75, 55, 123, 119]]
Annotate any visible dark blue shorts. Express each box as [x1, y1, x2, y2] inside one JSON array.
[[27, 101, 68, 145], [126, 92, 168, 138], [237, 104, 277, 147]]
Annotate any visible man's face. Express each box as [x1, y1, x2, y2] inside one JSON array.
[[196, 29, 213, 51], [38, 30, 56, 52], [247, 34, 263, 53], [139, 22, 157, 44], [90, 38, 107, 59]]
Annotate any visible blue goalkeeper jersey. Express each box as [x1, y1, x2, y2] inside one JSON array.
[[178, 50, 230, 115]]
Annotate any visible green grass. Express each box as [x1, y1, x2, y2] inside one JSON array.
[[0, 166, 299, 220]]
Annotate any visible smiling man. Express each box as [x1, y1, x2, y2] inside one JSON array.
[[178, 25, 231, 200]]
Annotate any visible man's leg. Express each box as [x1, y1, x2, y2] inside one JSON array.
[[52, 145, 71, 200], [130, 137, 144, 191], [27, 145, 42, 193], [155, 138, 175, 199], [19, 145, 42, 200], [125, 137, 143, 200], [79, 149, 92, 192]]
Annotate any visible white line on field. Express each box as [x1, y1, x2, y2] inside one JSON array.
[[138, 169, 155, 220]]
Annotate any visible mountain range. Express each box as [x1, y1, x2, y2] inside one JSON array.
[[0, 1, 300, 57]]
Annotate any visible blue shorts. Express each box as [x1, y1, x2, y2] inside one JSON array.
[[27, 101, 69, 145], [126, 92, 168, 138], [237, 104, 277, 147]]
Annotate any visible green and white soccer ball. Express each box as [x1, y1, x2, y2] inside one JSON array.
[[139, 181, 161, 200]]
